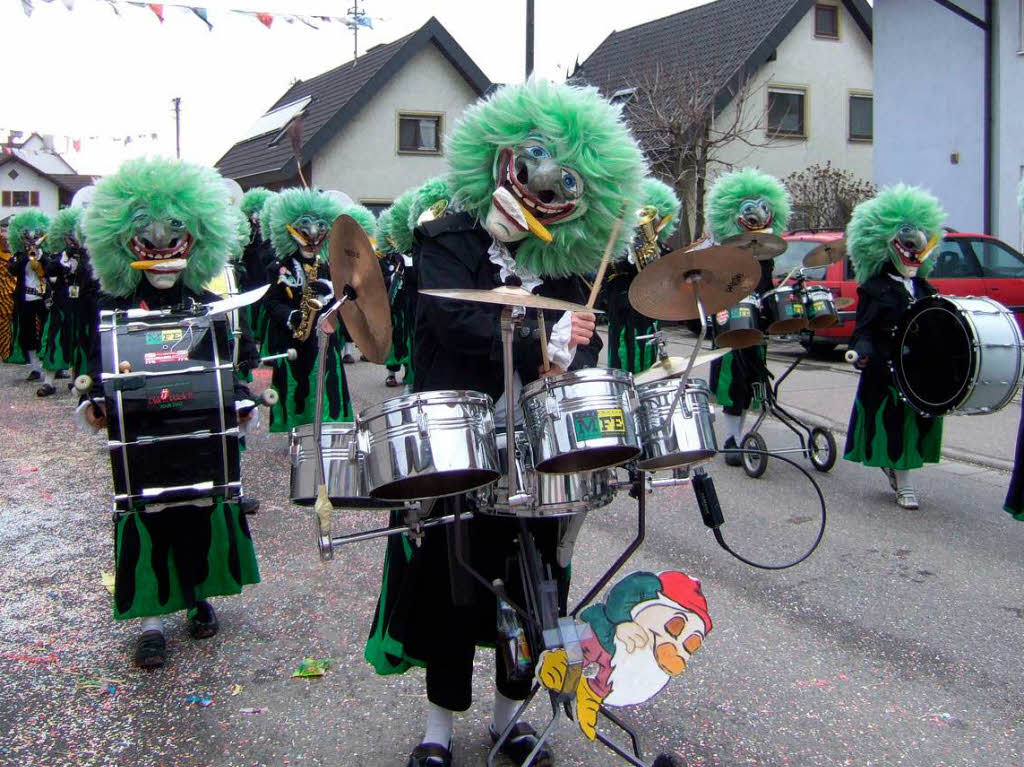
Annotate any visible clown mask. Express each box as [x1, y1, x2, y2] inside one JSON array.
[[129, 215, 194, 289], [286, 214, 330, 261], [890, 225, 937, 279], [736, 198, 773, 233]]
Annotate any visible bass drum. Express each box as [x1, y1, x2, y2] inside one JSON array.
[[893, 295, 1024, 416]]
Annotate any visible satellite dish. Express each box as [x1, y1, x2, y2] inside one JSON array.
[[71, 185, 97, 209], [223, 178, 245, 207], [322, 189, 354, 209]]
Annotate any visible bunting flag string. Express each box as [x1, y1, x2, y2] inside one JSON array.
[[16, 0, 385, 32], [1, 129, 161, 153]]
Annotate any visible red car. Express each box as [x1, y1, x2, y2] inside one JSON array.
[[777, 229, 1024, 353]]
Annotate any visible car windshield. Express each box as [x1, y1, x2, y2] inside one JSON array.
[[775, 240, 828, 280]]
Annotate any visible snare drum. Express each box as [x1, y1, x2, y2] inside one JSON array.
[[636, 378, 717, 470], [892, 295, 1024, 416], [711, 295, 764, 349], [289, 423, 392, 508], [98, 309, 240, 511], [520, 368, 641, 474], [803, 286, 839, 330], [472, 431, 616, 518], [358, 390, 500, 500], [762, 286, 808, 334]]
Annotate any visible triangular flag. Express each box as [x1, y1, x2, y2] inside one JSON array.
[[60, 0, 73, 9], [189, 7, 212, 30], [297, 15, 318, 29], [256, 12, 273, 28], [21, 0, 33, 17], [73, 139, 81, 152], [148, 3, 163, 21]]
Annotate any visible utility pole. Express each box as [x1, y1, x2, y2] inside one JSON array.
[[172, 97, 181, 158], [525, 0, 534, 79], [347, 0, 365, 62]]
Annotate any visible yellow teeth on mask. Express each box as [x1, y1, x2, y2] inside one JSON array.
[[518, 201, 553, 243], [130, 258, 188, 271]]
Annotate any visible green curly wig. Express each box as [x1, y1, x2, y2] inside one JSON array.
[[640, 177, 682, 243], [84, 157, 235, 297], [407, 176, 451, 234], [446, 78, 646, 277], [375, 208, 396, 254], [227, 206, 251, 262], [340, 203, 377, 240], [260, 187, 344, 262], [387, 189, 417, 254], [241, 187, 275, 219], [846, 184, 946, 284], [44, 208, 83, 254], [8, 209, 51, 254], [706, 167, 790, 243]]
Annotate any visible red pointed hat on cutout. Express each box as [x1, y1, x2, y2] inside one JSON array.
[[658, 571, 712, 634]]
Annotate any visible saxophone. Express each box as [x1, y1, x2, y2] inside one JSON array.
[[292, 263, 321, 342], [633, 206, 666, 271]]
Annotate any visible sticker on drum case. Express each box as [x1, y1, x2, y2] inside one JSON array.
[[144, 350, 189, 365], [145, 329, 184, 345], [573, 408, 627, 441]]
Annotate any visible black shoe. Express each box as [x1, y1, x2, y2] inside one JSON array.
[[342, 354, 355, 364], [36, 383, 56, 397], [134, 630, 166, 669], [385, 374, 399, 387], [360, 354, 369, 362], [25, 370, 41, 382], [723, 436, 742, 467], [490, 723, 554, 767], [54, 370, 70, 380], [406, 740, 452, 767], [188, 600, 219, 640], [239, 496, 260, 515]]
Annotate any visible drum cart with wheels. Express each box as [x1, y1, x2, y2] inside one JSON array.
[[738, 337, 837, 479]]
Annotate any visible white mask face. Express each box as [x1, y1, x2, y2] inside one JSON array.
[[484, 197, 529, 243], [143, 269, 181, 289]]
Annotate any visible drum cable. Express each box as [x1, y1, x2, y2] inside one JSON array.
[[693, 449, 826, 570]]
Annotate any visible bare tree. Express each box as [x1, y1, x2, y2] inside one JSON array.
[[784, 163, 875, 230], [621, 58, 779, 242]]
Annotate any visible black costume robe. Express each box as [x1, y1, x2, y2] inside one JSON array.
[[843, 265, 943, 468], [605, 258, 658, 374], [262, 255, 352, 431], [85, 279, 260, 619], [41, 247, 98, 374], [710, 259, 774, 415], [365, 213, 602, 712], [8, 250, 48, 358]]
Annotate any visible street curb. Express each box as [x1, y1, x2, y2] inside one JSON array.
[[773, 402, 1014, 474]]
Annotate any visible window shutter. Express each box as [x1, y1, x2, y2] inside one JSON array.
[[30, 191, 39, 206]]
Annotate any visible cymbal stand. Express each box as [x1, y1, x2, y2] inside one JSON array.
[[662, 274, 710, 426]]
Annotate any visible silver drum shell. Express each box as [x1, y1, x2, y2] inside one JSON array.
[[289, 422, 393, 508], [635, 378, 717, 470], [357, 390, 500, 501], [520, 367, 641, 474], [472, 432, 616, 518]]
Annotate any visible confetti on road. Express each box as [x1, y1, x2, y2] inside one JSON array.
[[185, 696, 214, 707], [291, 658, 330, 678]]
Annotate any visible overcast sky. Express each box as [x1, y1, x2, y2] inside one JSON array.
[[2, 0, 706, 175]]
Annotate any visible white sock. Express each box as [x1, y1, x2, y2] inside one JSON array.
[[140, 616, 164, 635], [894, 469, 915, 493], [492, 690, 522, 734], [422, 702, 454, 747], [27, 351, 41, 371], [344, 342, 355, 356], [723, 412, 745, 443], [43, 371, 54, 386]]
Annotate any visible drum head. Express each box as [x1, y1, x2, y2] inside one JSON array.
[[369, 469, 501, 501], [896, 303, 975, 415], [767, 318, 808, 334], [534, 446, 640, 474], [715, 328, 764, 349], [807, 314, 838, 331]]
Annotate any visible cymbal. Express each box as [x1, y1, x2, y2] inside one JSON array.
[[835, 296, 855, 310], [721, 231, 788, 260], [803, 239, 846, 267], [634, 349, 729, 386], [328, 215, 393, 363], [628, 245, 761, 321], [420, 285, 600, 314]]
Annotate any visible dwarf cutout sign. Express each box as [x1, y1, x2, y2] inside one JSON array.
[[536, 570, 711, 740]]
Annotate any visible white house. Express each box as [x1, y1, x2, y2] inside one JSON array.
[[573, 0, 874, 234], [216, 17, 492, 212], [874, 0, 1024, 247], [0, 133, 92, 221]]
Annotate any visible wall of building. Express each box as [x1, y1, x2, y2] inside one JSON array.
[[874, 0, 986, 232], [994, 0, 1024, 248], [312, 43, 481, 206], [712, 1, 874, 189], [0, 161, 60, 220]]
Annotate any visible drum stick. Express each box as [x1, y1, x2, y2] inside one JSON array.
[[537, 310, 550, 372], [586, 209, 628, 310]]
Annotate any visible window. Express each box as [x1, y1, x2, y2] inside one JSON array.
[[964, 239, 1024, 278], [929, 242, 982, 279], [767, 87, 807, 138], [814, 4, 839, 38], [398, 113, 441, 154], [3, 190, 38, 207], [772, 240, 827, 280], [849, 94, 873, 141]]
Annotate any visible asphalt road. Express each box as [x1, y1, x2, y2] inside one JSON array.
[[1, 350, 1022, 767]]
